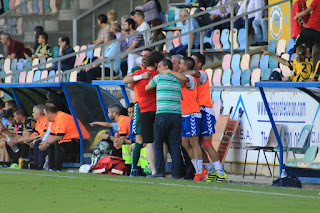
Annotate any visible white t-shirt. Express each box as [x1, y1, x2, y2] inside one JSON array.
[[137, 22, 151, 45]]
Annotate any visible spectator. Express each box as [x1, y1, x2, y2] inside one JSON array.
[[107, 10, 118, 25], [93, 14, 110, 46], [39, 103, 90, 171], [169, 9, 200, 56], [234, 0, 265, 33], [122, 18, 145, 76], [309, 43, 320, 81], [111, 23, 128, 52], [292, 0, 310, 39], [150, 18, 165, 51], [133, 10, 151, 45], [0, 109, 15, 167], [25, 26, 45, 53], [145, 59, 186, 179], [78, 32, 121, 83], [121, 15, 129, 25], [294, 0, 320, 51], [0, 33, 32, 59], [252, 0, 268, 46], [135, 0, 161, 24], [50, 36, 76, 71], [30, 32, 52, 59], [199, 0, 218, 8]]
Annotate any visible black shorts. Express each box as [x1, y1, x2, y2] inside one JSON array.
[[140, 111, 156, 143]]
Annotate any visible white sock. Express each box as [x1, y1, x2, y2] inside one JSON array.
[[203, 162, 215, 174], [195, 159, 203, 174], [191, 159, 197, 172], [213, 160, 224, 176]]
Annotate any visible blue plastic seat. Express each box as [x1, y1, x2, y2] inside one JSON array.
[[221, 29, 230, 50], [241, 69, 251, 86], [259, 55, 269, 72]]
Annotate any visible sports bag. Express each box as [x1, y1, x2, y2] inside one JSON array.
[[272, 175, 302, 188], [91, 156, 126, 175], [269, 71, 283, 81]]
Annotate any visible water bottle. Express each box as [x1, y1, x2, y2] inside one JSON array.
[[280, 168, 287, 179], [6, 135, 19, 153]]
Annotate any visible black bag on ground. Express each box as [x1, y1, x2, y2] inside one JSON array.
[[272, 175, 302, 188]]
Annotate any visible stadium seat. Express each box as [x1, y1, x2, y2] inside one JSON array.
[[168, 10, 175, 27], [259, 55, 269, 72], [222, 54, 232, 70], [221, 69, 232, 86], [31, 58, 40, 71], [10, 58, 17, 71], [39, 58, 47, 69], [73, 45, 80, 53], [280, 53, 291, 77], [205, 68, 213, 86], [48, 70, 56, 82], [32, 0, 40, 14], [21, 0, 28, 14], [276, 39, 286, 56], [231, 68, 241, 86], [221, 29, 230, 50], [17, 58, 24, 71], [38, 0, 44, 14], [50, 0, 58, 14], [16, 18, 23, 35], [19, 70, 27, 83], [212, 68, 222, 86], [211, 90, 221, 102], [3, 58, 12, 83], [250, 54, 260, 70], [267, 39, 277, 53], [237, 28, 245, 51], [41, 70, 48, 80], [33, 70, 41, 82], [74, 45, 87, 67], [4, 0, 9, 12], [165, 31, 174, 51], [43, 0, 51, 13], [241, 69, 251, 86], [94, 46, 102, 58], [212, 29, 222, 50], [86, 45, 94, 60], [240, 54, 250, 71], [55, 70, 63, 82], [251, 68, 262, 86], [212, 100, 222, 120], [286, 38, 295, 54], [174, 9, 182, 27], [52, 46, 59, 59], [261, 68, 271, 80], [46, 57, 53, 68], [231, 54, 241, 71], [26, 70, 34, 83], [290, 53, 297, 61], [229, 28, 240, 49], [286, 145, 318, 168], [27, 0, 33, 14], [297, 149, 320, 169], [286, 125, 313, 160], [269, 56, 279, 71], [69, 71, 78, 82]]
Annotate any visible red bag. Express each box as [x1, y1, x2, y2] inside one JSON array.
[[91, 156, 126, 175]]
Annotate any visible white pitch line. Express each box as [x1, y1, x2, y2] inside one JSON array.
[[1, 171, 319, 199]]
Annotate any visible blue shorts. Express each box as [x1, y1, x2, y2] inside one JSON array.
[[181, 113, 201, 137], [200, 106, 216, 136]]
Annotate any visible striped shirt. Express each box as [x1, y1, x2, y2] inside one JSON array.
[[150, 74, 182, 114], [128, 31, 145, 51]]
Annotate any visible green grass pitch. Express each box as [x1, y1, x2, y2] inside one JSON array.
[[0, 169, 320, 212]]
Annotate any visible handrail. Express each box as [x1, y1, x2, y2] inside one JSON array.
[[1, 0, 292, 83], [73, 0, 112, 45]]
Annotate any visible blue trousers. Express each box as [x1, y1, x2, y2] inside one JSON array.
[[34, 140, 47, 169], [153, 113, 182, 178]]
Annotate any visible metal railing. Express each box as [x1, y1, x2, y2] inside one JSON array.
[[1, 0, 292, 83]]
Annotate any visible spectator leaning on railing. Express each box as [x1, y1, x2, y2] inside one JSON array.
[[0, 33, 32, 59]]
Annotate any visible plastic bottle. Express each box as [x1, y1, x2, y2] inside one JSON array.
[[6, 135, 19, 153], [280, 168, 287, 179]]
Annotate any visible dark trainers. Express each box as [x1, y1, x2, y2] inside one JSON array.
[[130, 169, 138, 177], [147, 174, 165, 178], [206, 171, 217, 183]]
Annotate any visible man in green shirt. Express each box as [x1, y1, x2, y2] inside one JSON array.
[[145, 59, 187, 178]]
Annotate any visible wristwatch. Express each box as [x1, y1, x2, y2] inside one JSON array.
[[46, 141, 50, 147]]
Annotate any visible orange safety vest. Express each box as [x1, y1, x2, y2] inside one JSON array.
[[181, 76, 200, 115], [197, 69, 213, 107]]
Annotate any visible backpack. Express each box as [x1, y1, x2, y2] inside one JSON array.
[[269, 71, 283, 81], [91, 156, 126, 175], [272, 175, 302, 188], [194, 8, 212, 27]]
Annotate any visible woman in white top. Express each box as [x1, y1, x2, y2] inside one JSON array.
[[93, 14, 110, 46]]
